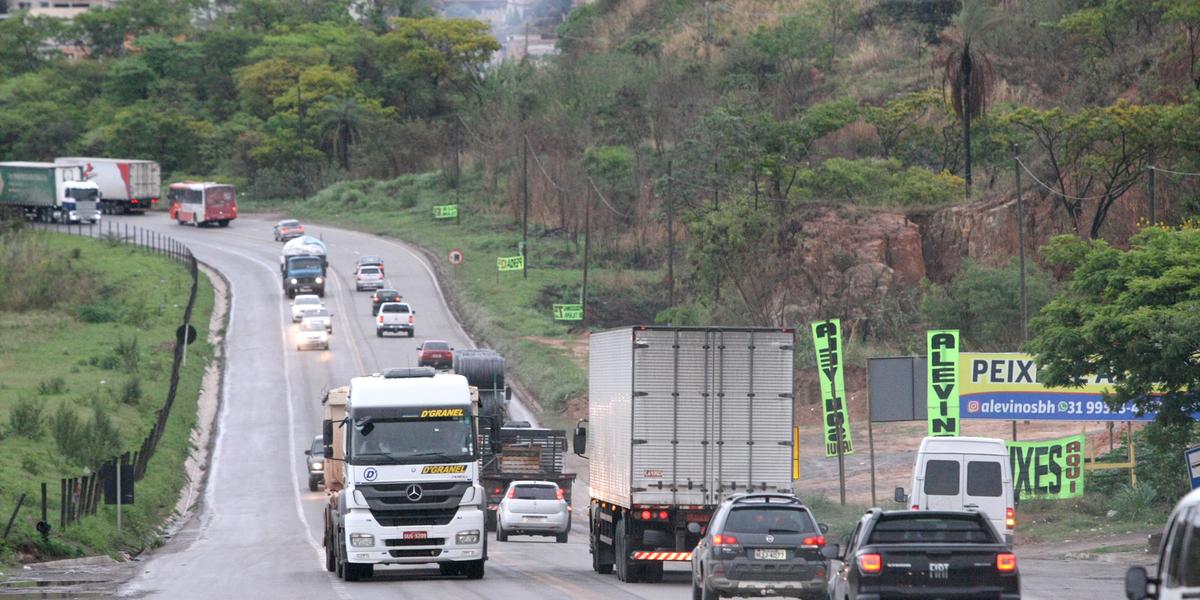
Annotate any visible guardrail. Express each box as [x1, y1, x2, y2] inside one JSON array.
[[28, 220, 199, 534]]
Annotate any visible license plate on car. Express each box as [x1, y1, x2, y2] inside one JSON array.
[[403, 531, 428, 540], [523, 515, 547, 521], [754, 549, 787, 560]]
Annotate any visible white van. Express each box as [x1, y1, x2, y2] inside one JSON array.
[[895, 436, 1015, 544], [1125, 487, 1200, 600]]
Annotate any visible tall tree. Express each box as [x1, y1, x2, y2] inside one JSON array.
[[938, 0, 995, 199], [318, 96, 368, 171]]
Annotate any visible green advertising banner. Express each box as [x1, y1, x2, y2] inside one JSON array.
[[433, 204, 458, 219], [927, 330, 961, 437], [1007, 434, 1086, 500], [811, 319, 853, 457], [496, 255, 524, 271], [553, 304, 583, 321]]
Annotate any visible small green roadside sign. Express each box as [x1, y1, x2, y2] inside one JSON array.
[[497, 255, 524, 271], [553, 304, 583, 321], [433, 204, 458, 219]]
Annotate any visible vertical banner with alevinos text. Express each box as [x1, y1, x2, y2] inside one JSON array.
[[812, 319, 854, 457], [1008, 434, 1086, 500], [927, 330, 960, 437]]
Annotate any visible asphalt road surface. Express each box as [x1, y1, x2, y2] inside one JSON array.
[[93, 213, 1128, 600]]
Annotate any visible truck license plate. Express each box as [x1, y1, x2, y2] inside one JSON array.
[[403, 531, 428, 540], [754, 549, 787, 560]]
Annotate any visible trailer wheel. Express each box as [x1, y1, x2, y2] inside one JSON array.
[[591, 518, 614, 574], [324, 528, 336, 572], [614, 518, 642, 583]]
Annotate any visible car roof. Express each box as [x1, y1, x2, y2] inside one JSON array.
[[359, 255, 383, 262], [374, 288, 399, 295], [357, 265, 381, 271], [295, 295, 320, 302], [507, 480, 560, 488], [423, 339, 449, 345], [380, 302, 411, 309], [279, 219, 299, 225]]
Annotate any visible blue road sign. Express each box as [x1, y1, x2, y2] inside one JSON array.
[[1186, 446, 1200, 491]]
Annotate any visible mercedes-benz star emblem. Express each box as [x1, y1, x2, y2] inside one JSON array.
[[765, 534, 774, 543], [405, 484, 424, 502]]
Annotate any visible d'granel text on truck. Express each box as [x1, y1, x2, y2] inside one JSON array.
[[321, 369, 487, 581], [0, 162, 101, 224], [575, 326, 797, 584]]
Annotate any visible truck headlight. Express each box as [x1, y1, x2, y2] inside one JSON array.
[[456, 530, 480, 545], [315, 277, 324, 284], [350, 533, 374, 548], [310, 462, 323, 471], [290, 278, 298, 284]]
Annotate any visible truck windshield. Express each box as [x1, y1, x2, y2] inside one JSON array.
[[349, 414, 475, 466], [289, 256, 323, 272], [67, 188, 99, 202]]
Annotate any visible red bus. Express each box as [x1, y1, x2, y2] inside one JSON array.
[[168, 182, 237, 227]]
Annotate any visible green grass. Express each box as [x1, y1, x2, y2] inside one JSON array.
[[242, 172, 665, 426], [0, 230, 214, 561], [1014, 493, 1168, 545]]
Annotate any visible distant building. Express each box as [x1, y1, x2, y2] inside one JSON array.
[[10, 0, 117, 18], [502, 34, 558, 62]]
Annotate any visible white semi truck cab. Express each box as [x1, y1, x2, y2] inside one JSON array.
[[322, 367, 487, 581]]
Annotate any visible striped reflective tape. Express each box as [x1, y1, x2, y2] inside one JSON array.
[[631, 551, 692, 561]]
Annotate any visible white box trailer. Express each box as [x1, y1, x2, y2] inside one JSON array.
[[578, 326, 796, 583], [55, 157, 161, 214]]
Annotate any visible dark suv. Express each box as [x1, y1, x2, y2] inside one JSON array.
[[690, 493, 830, 600], [369, 289, 401, 315]]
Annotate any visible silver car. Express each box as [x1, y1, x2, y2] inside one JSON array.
[[291, 294, 323, 322], [301, 308, 333, 334], [496, 481, 570, 543], [354, 265, 384, 291], [296, 321, 329, 351]]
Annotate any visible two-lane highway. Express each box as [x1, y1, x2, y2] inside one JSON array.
[[109, 213, 1130, 600]]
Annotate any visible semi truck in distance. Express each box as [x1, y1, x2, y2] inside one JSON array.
[[321, 368, 487, 581], [54, 157, 161, 215], [0, 162, 101, 223], [453, 349, 577, 530], [575, 326, 797, 583], [281, 235, 328, 298]]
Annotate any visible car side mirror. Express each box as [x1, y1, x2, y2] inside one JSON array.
[[322, 420, 333, 459], [894, 487, 907, 504], [416, 344, 422, 351], [822, 544, 841, 560], [573, 420, 588, 455], [819, 523, 829, 534], [687, 522, 702, 535], [1125, 566, 1153, 600], [304, 449, 311, 456]]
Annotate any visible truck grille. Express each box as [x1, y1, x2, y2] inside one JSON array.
[[359, 482, 468, 527], [385, 537, 446, 547], [388, 549, 442, 558]]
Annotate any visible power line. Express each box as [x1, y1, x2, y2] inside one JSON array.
[[524, 134, 564, 192], [1015, 156, 1114, 202], [456, 114, 489, 146], [1150, 165, 1200, 178], [587, 176, 634, 220]]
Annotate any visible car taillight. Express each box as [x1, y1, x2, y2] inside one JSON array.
[[641, 510, 652, 520], [493, 487, 501, 494], [408, 315, 414, 323], [802, 535, 826, 547], [658, 511, 668, 520], [911, 505, 919, 510], [858, 553, 882, 574], [151, 197, 158, 204], [507, 488, 516, 499], [378, 315, 384, 323], [556, 488, 565, 500], [996, 553, 1017, 573], [712, 534, 738, 546], [1006, 507, 1015, 529]]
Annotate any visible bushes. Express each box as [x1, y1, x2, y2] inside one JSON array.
[[115, 335, 140, 374], [51, 399, 124, 469], [119, 377, 143, 406], [796, 158, 963, 207], [37, 377, 66, 396], [10, 400, 44, 439], [922, 259, 1058, 351]]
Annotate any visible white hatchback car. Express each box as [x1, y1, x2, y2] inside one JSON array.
[[291, 294, 323, 322], [496, 481, 570, 543], [296, 321, 329, 351], [301, 308, 333, 334], [355, 265, 384, 291]]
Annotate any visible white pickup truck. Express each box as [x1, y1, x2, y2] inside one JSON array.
[[375, 302, 414, 337]]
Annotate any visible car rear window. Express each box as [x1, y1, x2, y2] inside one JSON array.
[[868, 515, 995, 544], [966, 461, 1003, 497], [722, 506, 815, 535], [297, 297, 319, 305], [359, 267, 380, 275], [425, 341, 450, 350], [382, 304, 410, 313], [924, 459, 960, 496], [513, 485, 557, 500], [282, 220, 299, 227], [300, 322, 324, 332]]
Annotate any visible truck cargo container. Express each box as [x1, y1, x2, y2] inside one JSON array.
[[575, 326, 797, 583], [0, 162, 100, 223], [54, 157, 161, 214]]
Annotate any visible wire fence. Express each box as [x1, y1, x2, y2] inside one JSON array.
[[26, 219, 199, 533]]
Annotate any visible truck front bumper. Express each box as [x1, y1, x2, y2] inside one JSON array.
[[343, 506, 486, 565]]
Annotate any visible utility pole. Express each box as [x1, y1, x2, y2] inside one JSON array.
[[1012, 144, 1026, 444], [522, 134, 529, 279], [454, 119, 462, 226], [713, 159, 721, 303], [1148, 149, 1156, 225], [583, 185, 592, 326], [297, 80, 308, 201], [666, 160, 675, 308]]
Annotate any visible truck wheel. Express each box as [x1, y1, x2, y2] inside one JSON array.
[[324, 531, 336, 572], [344, 562, 373, 581], [460, 559, 485, 580], [591, 527, 614, 574], [308, 477, 319, 492]]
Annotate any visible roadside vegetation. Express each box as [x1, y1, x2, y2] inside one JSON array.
[[0, 228, 215, 561]]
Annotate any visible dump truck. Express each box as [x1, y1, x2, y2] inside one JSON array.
[[0, 162, 101, 223], [54, 157, 161, 214], [575, 326, 797, 583], [281, 235, 327, 297], [454, 349, 577, 531]]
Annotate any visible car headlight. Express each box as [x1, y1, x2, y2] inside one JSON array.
[[310, 462, 323, 471], [350, 533, 374, 548], [290, 278, 298, 284], [315, 277, 324, 284], [456, 530, 480, 545]]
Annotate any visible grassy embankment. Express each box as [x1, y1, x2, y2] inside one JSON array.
[[0, 228, 215, 560], [244, 172, 665, 425]]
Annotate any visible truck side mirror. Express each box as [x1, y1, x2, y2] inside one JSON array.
[[505, 386, 513, 401], [894, 487, 907, 504], [1125, 566, 1153, 600], [322, 420, 333, 459], [573, 421, 588, 455]]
